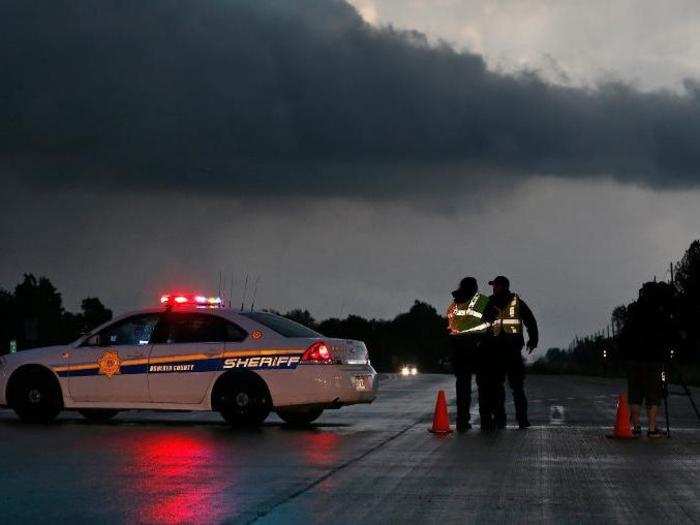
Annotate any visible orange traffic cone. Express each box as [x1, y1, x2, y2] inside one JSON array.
[[428, 390, 453, 434], [607, 392, 635, 439]]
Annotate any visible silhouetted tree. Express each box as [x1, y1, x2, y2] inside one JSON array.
[[611, 305, 627, 335], [80, 297, 112, 332], [13, 274, 65, 349], [284, 309, 316, 329], [675, 240, 700, 299], [674, 240, 700, 362], [544, 348, 568, 363], [0, 275, 113, 352], [0, 288, 14, 353], [314, 301, 451, 373]]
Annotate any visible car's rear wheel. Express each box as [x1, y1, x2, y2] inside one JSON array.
[[214, 375, 271, 427], [78, 409, 120, 422], [9, 368, 63, 424], [277, 407, 324, 426]]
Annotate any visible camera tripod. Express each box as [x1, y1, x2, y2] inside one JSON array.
[[662, 363, 700, 438]]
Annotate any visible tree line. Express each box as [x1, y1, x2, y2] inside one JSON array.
[[0, 274, 112, 353], [532, 239, 700, 384], [282, 301, 452, 372]]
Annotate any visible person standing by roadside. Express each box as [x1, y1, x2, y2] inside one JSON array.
[[619, 282, 678, 438], [446, 277, 490, 432], [483, 276, 538, 429]]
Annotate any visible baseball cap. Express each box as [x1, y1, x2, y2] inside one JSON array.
[[488, 275, 510, 288]]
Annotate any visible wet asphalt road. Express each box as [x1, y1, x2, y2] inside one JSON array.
[[1, 374, 700, 524]]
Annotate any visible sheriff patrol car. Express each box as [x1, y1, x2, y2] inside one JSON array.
[[0, 294, 377, 426]]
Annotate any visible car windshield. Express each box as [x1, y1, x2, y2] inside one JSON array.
[[241, 312, 322, 338]]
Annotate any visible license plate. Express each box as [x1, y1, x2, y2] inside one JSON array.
[[353, 375, 370, 391]]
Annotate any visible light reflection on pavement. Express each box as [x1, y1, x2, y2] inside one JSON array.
[[128, 433, 228, 524], [0, 374, 699, 524]]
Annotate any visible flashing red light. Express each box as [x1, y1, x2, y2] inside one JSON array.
[[159, 293, 222, 308], [301, 341, 333, 364]]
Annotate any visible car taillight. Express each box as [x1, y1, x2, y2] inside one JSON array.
[[301, 341, 333, 364]]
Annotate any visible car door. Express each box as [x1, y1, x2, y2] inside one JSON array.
[[67, 313, 160, 403], [147, 312, 247, 404]]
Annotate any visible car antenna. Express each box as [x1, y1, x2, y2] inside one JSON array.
[[240, 273, 249, 310], [250, 276, 261, 311], [229, 275, 234, 308]]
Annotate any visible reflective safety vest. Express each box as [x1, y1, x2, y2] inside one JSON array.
[[492, 294, 523, 336], [447, 293, 490, 335]]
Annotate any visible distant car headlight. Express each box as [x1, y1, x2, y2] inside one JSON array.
[[411, 367, 418, 375], [400, 366, 410, 376]]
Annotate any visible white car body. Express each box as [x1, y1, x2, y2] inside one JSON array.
[[0, 306, 377, 415]]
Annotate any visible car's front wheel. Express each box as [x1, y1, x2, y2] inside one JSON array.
[[277, 407, 324, 426], [78, 409, 120, 422], [9, 368, 63, 424], [214, 375, 271, 427]]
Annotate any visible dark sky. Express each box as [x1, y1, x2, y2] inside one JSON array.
[[2, 1, 700, 353]]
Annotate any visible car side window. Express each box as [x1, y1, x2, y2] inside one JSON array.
[[83, 314, 161, 347], [223, 320, 248, 343], [159, 314, 247, 344]]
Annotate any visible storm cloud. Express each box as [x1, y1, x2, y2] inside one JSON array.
[[2, 0, 700, 196]]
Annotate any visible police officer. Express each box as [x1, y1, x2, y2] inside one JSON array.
[[483, 276, 538, 429], [447, 277, 490, 432]]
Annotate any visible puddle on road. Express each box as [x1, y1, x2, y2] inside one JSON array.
[[549, 405, 566, 425]]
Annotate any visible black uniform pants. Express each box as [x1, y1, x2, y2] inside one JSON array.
[[501, 343, 528, 425], [476, 362, 502, 426], [451, 335, 478, 427]]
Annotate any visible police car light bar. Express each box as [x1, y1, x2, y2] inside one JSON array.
[[160, 293, 223, 308]]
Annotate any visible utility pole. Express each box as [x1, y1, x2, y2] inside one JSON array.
[[669, 262, 675, 285], [240, 274, 249, 310], [250, 276, 261, 310]]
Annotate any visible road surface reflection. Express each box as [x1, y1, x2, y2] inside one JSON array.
[[300, 430, 342, 467], [125, 431, 230, 524]]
